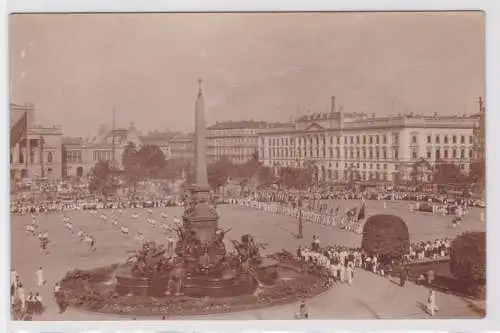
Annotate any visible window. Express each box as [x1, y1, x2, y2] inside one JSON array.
[[412, 151, 417, 160], [329, 147, 333, 158], [436, 135, 440, 144], [444, 135, 449, 144], [469, 150, 473, 158], [444, 149, 449, 159], [47, 152, 53, 164], [363, 136, 366, 144], [469, 135, 473, 144], [460, 149, 465, 159], [394, 149, 399, 160], [435, 149, 441, 160], [452, 149, 457, 159], [412, 135, 417, 144], [356, 136, 360, 144], [383, 149, 387, 159], [427, 150, 432, 159], [375, 136, 379, 144], [363, 163, 367, 169], [337, 137, 340, 145], [369, 136, 373, 144], [383, 164, 387, 170], [383, 135, 387, 144], [461, 135, 465, 144], [427, 135, 431, 144], [376, 163, 380, 170], [369, 148, 373, 159], [452, 135, 457, 144], [350, 136, 354, 144]]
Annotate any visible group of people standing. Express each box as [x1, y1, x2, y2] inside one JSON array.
[[10, 267, 46, 320]]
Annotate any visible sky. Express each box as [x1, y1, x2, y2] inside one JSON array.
[[9, 12, 484, 137]]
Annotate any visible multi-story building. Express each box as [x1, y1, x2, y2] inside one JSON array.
[[258, 96, 477, 183], [206, 120, 274, 164], [170, 133, 194, 161], [10, 103, 63, 181]]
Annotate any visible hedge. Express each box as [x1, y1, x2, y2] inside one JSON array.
[[361, 214, 410, 260], [450, 231, 486, 285]]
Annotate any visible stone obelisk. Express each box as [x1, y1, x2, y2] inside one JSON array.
[[179, 79, 221, 267]]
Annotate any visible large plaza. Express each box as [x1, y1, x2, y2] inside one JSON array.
[[11, 199, 485, 320]]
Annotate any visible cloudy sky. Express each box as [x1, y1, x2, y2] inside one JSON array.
[[10, 12, 484, 136]]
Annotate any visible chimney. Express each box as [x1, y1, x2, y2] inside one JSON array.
[[331, 96, 336, 113]]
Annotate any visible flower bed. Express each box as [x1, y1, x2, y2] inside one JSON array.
[[58, 252, 330, 317]]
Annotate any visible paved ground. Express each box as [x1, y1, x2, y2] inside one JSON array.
[[10, 200, 485, 320]]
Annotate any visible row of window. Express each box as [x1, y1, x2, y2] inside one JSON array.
[[415, 134, 474, 145], [267, 146, 398, 160], [12, 151, 54, 164], [265, 133, 399, 147], [92, 151, 114, 161], [65, 150, 82, 163]]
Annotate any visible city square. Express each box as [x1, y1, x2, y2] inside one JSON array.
[[11, 199, 485, 320], [9, 12, 486, 322]]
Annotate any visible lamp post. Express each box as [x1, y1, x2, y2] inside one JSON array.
[[298, 196, 304, 239]]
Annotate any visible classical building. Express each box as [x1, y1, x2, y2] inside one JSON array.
[[206, 120, 275, 164], [62, 124, 177, 178], [258, 96, 477, 183], [10, 103, 63, 180]]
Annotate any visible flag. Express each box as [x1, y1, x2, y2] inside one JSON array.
[[10, 111, 27, 148]]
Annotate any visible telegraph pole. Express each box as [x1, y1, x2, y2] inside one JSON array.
[[112, 108, 116, 165]]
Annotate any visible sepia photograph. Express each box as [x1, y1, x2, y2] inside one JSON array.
[[9, 11, 486, 321]]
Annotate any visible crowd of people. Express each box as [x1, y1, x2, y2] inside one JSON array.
[[296, 235, 452, 282]]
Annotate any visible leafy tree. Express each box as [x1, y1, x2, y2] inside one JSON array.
[[433, 161, 464, 184], [450, 231, 486, 285], [469, 159, 485, 186], [121, 141, 138, 169], [361, 214, 410, 261], [258, 166, 276, 186], [88, 160, 119, 198], [121, 142, 142, 194], [410, 158, 432, 184], [135, 144, 166, 178], [208, 156, 234, 191]]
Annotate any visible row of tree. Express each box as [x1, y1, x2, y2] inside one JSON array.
[[88, 141, 485, 196]]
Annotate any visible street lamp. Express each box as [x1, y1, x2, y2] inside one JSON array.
[[298, 196, 304, 239]]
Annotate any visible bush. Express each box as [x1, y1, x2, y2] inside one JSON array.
[[450, 231, 486, 285], [361, 214, 410, 260]]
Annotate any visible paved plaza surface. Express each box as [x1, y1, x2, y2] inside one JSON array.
[[10, 200, 485, 320]]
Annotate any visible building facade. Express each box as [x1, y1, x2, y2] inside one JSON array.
[[62, 124, 177, 178], [258, 98, 477, 184], [10, 103, 64, 181], [206, 121, 274, 165], [169, 133, 194, 161]]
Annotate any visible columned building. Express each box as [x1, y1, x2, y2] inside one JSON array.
[[258, 97, 477, 184], [10, 103, 63, 180]]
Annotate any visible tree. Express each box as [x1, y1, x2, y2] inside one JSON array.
[[135, 144, 166, 178], [361, 214, 410, 261], [121, 141, 138, 169], [450, 231, 486, 285], [433, 161, 464, 184], [121, 142, 142, 195], [208, 156, 234, 192], [258, 166, 276, 186], [88, 160, 119, 198], [469, 159, 485, 186], [410, 158, 432, 184]]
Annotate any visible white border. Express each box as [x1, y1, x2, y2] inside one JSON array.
[[2, 0, 499, 332]]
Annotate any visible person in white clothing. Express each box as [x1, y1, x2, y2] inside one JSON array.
[[36, 267, 46, 286], [427, 289, 439, 316]]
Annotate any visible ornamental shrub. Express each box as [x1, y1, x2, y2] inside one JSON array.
[[450, 231, 486, 285], [361, 214, 410, 260]]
